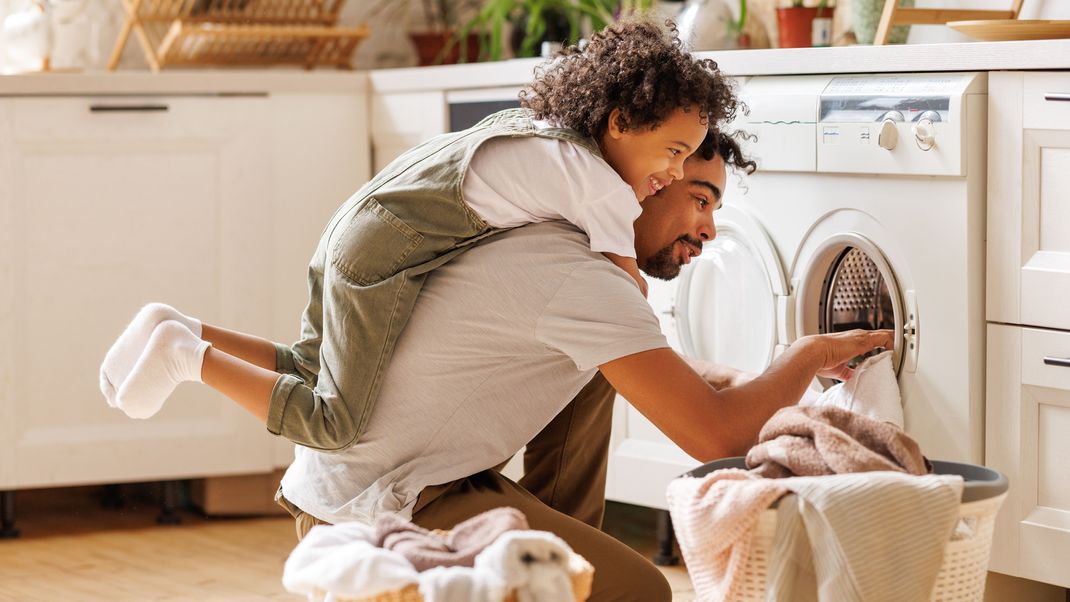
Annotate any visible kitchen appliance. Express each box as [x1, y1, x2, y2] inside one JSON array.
[[608, 73, 988, 511]]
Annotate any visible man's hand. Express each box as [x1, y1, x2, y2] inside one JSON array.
[[799, 329, 895, 381]]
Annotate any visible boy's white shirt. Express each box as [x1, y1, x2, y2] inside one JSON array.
[[462, 124, 640, 258]]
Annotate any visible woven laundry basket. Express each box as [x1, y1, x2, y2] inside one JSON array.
[[684, 458, 1009, 602], [310, 549, 594, 602]]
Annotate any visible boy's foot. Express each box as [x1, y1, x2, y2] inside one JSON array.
[[114, 321, 210, 419], [100, 303, 201, 407]]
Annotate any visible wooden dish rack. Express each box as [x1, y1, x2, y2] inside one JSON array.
[[108, 0, 369, 71]]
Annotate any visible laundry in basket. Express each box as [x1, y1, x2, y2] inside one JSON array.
[[667, 406, 1007, 601], [282, 509, 594, 602]]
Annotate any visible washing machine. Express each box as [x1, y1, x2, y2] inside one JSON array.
[[606, 73, 988, 510]]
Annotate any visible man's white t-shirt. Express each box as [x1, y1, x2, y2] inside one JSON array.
[[280, 221, 668, 524], [462, 126, 641, 258]]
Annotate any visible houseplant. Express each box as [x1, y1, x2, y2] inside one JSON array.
[[370, 0, 484, 65], [775, 0, 833, 48], [455, 0, 658, 62]]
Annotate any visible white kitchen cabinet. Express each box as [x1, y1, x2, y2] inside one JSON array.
[[370, 91, 446, 172], [987, 72, 1070, 331], [986, 71, 1070, 589], [986, 325, 1070, 588], [0, 91, 369, 490]]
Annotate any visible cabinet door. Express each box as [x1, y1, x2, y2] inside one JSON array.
[[266, 93, 372, 469], [986, 324, 1070, 587], [0, 96, 276, 489], [988, 72, 1070, 331]]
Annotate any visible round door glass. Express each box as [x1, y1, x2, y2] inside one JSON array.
[[677, 228, 777, 374], [795, 234, 904, 375], [820, 247, 896, 334]]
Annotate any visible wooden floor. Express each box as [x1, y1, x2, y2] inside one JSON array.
[[0, 485, 694, 601]]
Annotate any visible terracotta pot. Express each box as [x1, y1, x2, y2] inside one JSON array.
[[775, 5, 834, 48], [408, 31, 481, 66]]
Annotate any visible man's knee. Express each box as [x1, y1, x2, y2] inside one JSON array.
[[591, 549, 672, 602]]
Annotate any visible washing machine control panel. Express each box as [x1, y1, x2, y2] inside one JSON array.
[[816, 73, 983, 176]]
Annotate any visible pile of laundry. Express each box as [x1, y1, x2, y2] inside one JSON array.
[[667, 351, 966, 602], [282, 507, 591, 602]]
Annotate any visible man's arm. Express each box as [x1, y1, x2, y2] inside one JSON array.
[[683, 357, 755, 390], [599, 330, 893, 462]]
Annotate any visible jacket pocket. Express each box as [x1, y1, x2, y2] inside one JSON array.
[[330, 199, 424, 286]]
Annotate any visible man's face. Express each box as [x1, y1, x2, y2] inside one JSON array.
[[633, 152, 727, 280]]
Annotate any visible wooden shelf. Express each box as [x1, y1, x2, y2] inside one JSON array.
[[108, 0, 368, 71]]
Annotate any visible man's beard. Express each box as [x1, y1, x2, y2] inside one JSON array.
[[643, 235, 705, 281]]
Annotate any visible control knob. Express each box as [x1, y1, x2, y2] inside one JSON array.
[[913, 110, 940, 151], [877, 111, 903, 151]]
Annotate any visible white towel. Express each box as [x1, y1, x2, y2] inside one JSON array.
[[418, 566, 506, 602], [475, 531, 574, 602], [767, 472, 964, 602], [282, 523, 418, 598], [800, 350, 903, 428]]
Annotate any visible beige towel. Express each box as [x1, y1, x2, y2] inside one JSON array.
[[376, 506, 529, 571], [746, 405, 929, 478]]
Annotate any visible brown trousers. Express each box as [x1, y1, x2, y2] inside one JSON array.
[[277, 374, 672, 602]]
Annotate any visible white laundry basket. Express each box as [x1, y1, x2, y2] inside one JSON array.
[[684, 459, 1009, 602]]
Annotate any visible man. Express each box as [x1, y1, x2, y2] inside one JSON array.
[[275, 132, 892, 601]]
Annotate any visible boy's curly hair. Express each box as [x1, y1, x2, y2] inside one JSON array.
[[520, 19, 740, 142]]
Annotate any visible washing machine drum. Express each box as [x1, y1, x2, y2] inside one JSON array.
[[795, 234, 906, 375], [820, 247, 897, 334]]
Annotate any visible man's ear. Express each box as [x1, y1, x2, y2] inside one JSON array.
[[606, 108, 629, 139]]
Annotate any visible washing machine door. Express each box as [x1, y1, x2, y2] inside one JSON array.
[[675, 205, 789, 374], [791, 230, 912, 376]]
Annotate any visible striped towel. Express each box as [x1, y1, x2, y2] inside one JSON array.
[[768, 472, 963, 602]]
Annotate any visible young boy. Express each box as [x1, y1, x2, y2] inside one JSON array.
[[99, 19, 743, 452]]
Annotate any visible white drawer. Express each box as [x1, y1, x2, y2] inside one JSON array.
[[1022, 327, 1070, 392], [11, 96, 267, 142], [1024, 72, 1070, 131]]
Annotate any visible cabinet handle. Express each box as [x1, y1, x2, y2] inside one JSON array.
[[89, 104, 169, 113], [1043, 356, 1070, 368], [1044, 94, 1070, 102]]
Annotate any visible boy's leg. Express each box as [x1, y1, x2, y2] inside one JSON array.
[[412, 470, 671, 602], [200, 323, 279, 371], [519, 372, 616, 529]]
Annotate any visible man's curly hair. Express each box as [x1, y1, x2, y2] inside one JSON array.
[[519, 19, 740, 142], [698, 130, 757, 175]]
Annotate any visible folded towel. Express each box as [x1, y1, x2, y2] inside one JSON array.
[[282, 523, 418, 598], [475, 531, 574, 602], [800, 350, 903, 427], [746, 405, 929, 478], [376, 506, 529, 571]]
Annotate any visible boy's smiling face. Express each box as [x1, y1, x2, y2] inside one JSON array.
[[599, 106, 708, 201]]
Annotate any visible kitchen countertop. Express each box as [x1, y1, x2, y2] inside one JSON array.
[[0, 70, 368, 96], [369, 39, 1070, 93], [0, 39, 1065, 96]]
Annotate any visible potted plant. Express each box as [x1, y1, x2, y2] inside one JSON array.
[[455, 0, 657, 62], [371, 0, 484, 65], [775, 0, 833, 48]]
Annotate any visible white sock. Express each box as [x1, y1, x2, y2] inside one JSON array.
[[100, 303, 201, 408], [115, 320, 211, 420]]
